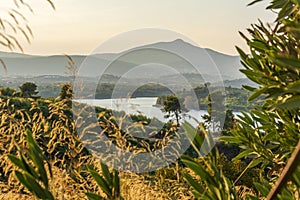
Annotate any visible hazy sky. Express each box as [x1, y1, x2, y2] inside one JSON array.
[[1, 0, 275, 55]]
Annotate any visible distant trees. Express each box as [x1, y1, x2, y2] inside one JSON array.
[[59, 83, 73, 100], [163, 95, 185, 126], [202, 91, 226, 132], [0, 87, 18, 97], [20, 82, 39, 98]]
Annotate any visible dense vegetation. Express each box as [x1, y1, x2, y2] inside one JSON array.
[[0, 82, 254, 199], [0, 0, 299, 199]]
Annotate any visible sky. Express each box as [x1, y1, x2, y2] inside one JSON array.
[[1, 0, 276, 56]]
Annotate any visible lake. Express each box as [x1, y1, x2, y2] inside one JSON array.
[[76, 97, 240, 127]]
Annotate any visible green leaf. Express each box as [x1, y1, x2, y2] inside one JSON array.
[[240, 69, 262, 84], [254, 182, 269, 197], [112, 170, 120, 198], [270, 56, 300, 71], [280, 188, 293, 199], [267, 0, 288, 9], [232, 149, 255, 161], [182, 122, 204, 146], [277, 96, 300, 109], [30, 145, 48, 187], [248, 87, 267, 101], [88, 167, 112, 197], [101, 162, 112, 185], [19, 154, 39, 179], [182, 173, 204, 194], [85, 192, 103, 200], [181, 156, 213, 183], [221, 136, 244, 144], [15, 171, 35, 194], [236, 46, 248, 61], [287, 80, 300, 92], [247, 0, 264, 6], [242, 85, 257, 92], [27, 131, 49, 188], [22, 172, 53, 200], [7, 155, 25, 171], [250, 41, 269, 51], [246, 195, 260, 200], [249, 157, 264, 168]]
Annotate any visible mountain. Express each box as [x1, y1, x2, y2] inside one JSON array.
[[0, 39, 244, 80]]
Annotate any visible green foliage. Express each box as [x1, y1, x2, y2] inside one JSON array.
[[220, 154, 259, 189], [7, 131, 54, 200], [222, 0, 300, 199], [95, 83, 115, 99], [182, 1, 300, 198], [181, 123, 259, 199], [162, 95, 185, 126], [132, 83, 173, 97], [86, 164, 123, 200], [130, 114, 151, 125], [155, 167, 177, 180], [19, 82, 39, 98], [181, 86, 254, 112], [181, 149, 238, 200], [0, 87, 19, 97], [59, 83, 73, 100]]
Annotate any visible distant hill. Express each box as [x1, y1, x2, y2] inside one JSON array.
[[0, 39, 244, 81]]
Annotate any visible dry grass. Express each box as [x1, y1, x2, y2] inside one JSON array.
[[0, 169, 193, 200]]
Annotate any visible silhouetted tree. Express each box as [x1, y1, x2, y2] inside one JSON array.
[[20, 82, 39, 98], [163, 95, 184, 126], [0, 87, 18, 97], [59, 84, 73, 100]]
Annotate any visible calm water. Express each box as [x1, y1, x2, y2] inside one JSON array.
[[76, 97, 240, 127]]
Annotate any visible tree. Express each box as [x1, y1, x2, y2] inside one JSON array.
[[222, 0, 300, 199], [202, 91, 226, 132], [163, 95, 185, 126], [183, 0, 300, 199], [0, 87, 18, 97], [59, 83, 73, 100], [222, 109, 235, 135], [20, 82, 39, 98]]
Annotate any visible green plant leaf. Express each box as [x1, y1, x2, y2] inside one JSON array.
[[15, 170, 35, 194], [88, 167, 112, 197], [221, 136, 243, 144], [254, 182, 269, 197], [182, 173, 204, 194], [249, 157, 264, 168], [7, 155, 25, 171], [19, 153, 39, 179], [27, 131, 49, 188], [182, 122, 204, 155], [112, 170, 120, 198], [22, 172, 53, 200], [247, 0, 264, 6], [232, 149, 255, 161], [248, 87, 268, 101], [277, 96, 300, 109], [270, 56, 300, 71], [85, 192, 103, 200], [286, 80, 300, 92], [100, 162, 112, 185], [181, 156, 213, 184]]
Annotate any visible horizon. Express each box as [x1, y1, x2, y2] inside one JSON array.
[[0, 0, 275, 56], [0, 38, 240, 57]]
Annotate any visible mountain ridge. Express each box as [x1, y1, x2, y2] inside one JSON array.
[[0, 39, 244, 80]]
